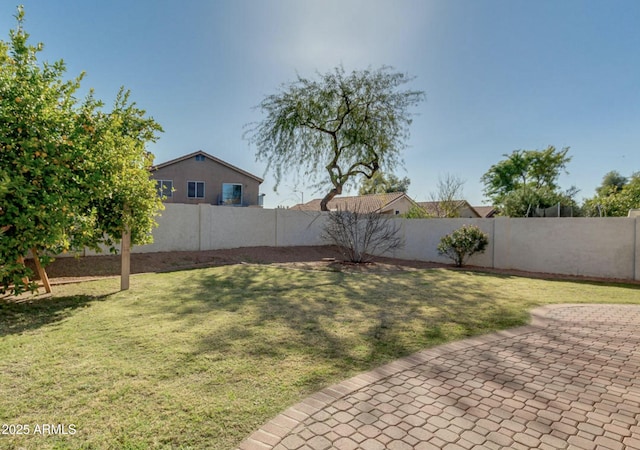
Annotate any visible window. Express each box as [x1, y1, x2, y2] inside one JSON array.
[[222, 183, 242, 205], [195, 154, 205, 161], [155, 179, 173, 198], [187, 181, 205, 198]]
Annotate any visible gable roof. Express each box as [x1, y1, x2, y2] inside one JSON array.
[[473, 206, 498, 218], [151, 150, 263, 183], [416, 200, 480, 218], [291, 192, 415, 213]]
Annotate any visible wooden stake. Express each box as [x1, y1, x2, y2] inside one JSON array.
[[121, 227, 131, 291], [31, 248, 52, 294]]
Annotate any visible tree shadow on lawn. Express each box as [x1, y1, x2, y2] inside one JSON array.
[[0, 293, 111, 337], [148, 265, 531, 378], [175, 265, 640, 442]]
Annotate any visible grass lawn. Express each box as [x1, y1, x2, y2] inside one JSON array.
[[1, 265, 639, 449]]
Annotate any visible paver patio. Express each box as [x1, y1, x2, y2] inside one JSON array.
[[238, 304, 640, 450]]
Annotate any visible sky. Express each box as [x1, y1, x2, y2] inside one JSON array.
[[2, 0, 639, 208]]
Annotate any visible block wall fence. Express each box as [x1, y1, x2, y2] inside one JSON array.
[[83, 204, 639, 281]]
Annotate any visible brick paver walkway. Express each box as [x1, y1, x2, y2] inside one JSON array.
[[237, 304, 640, 450]]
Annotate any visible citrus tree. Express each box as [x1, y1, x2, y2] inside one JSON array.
[[0, 8, 162, 294]]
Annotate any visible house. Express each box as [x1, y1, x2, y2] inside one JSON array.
[[473, 205, 498, 218], [151, 150, 264, 206], [291, 192, 417, 215], [417, 200, 481, 218]]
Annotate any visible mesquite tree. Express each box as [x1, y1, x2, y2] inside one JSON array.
[[247, 66, 424, 210]]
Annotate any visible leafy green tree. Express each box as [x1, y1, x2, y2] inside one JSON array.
[[437, 225, 489, 267], [0, 8, 162, 294], [481, 146, 573, 216], [500, 185, 580, 217], [358, 171, 411, 195], [247, 65, 424, 211], [619, 173, 640, 212], [584, 172, 640, 217], [0, 8, 87, 292], [84, 89, 164, 250], [595, 170, 628, 197]]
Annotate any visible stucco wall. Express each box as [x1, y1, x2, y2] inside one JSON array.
[[200, 205, 276, 250], [636, 219, 640, 281], [135, 203, 201, 253], [396, 218, 494, 267], [274, 209, 327, 247], [493, 217, 636, 279], [123, 204, 640, 281]]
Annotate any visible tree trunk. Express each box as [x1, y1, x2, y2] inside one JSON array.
[[121, 227, 131, 291], [320, 185, 342, 211]]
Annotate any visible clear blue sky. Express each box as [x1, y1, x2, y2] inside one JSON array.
[[3, 0, 639, 208]]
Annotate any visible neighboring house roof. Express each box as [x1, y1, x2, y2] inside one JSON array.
[[151, 150, 264, 183], [473, 206, 498, 218], [291, 192, 415, 213], [416, 200, 480, 218]]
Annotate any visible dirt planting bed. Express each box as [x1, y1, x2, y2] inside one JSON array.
[[25, 245, 639, 285]]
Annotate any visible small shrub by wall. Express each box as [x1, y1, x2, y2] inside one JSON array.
[[437, 225, 489, 267]]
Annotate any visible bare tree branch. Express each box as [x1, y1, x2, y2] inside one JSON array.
[[428, 173, 466, 218], [322, 203, 404, 263]]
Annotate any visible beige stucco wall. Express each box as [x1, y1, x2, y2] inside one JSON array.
[[636, 218, 640, 281], [151, 156, 261, 206], [132, 203, 201, 253], [200, 205, 276, 250], [84, 204, 639, 281], [275, 209, 327, 246], [132, 206, 328, 253], [493, 217, 636, 279], [396, 218, 493, 267]]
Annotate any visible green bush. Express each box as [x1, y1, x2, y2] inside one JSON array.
[[402, 205, 431, 219], [437, 225, 489, 267]]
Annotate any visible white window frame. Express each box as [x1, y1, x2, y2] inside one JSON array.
[[222, 183, 243, 206], [187, 180, 205, 199], [156, 179, 173, 198]]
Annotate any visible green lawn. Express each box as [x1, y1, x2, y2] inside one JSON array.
[[1, 265, 638, 449]]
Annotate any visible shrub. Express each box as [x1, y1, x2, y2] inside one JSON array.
[[402, 205, 431, 219], [437, 225, 489, 267], [322, 206, 404, 263]]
